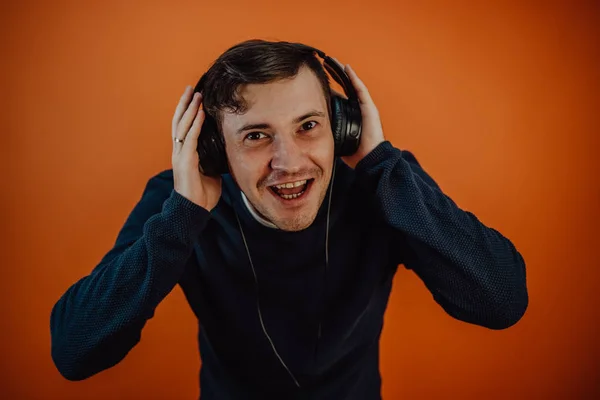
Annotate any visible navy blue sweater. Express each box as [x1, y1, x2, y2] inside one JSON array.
[[50, 141, 528, 399]]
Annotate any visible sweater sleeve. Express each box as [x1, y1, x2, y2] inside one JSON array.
[[354, 141, 528, 330], [49, 170, 211, 380]]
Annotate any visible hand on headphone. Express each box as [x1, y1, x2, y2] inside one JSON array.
[[331, 59, 386, 169], [172, 87, 222, 210]]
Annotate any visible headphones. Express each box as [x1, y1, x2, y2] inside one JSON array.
[[193, 43, 362, 177]]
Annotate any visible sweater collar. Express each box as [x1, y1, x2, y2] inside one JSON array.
[[240, 190, 279, 230]]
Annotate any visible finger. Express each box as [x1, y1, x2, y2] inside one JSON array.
[[175, 92, 202, 141], [345, 64, 373, 105], [182, 107, 205, 153], [172, 130, 186, 156], [172, 85, 194, 138], [172, 137, 184, 157]]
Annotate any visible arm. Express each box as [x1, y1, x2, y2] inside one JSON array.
[[355, 142, 528, 330], [50, 170, 211, 380]]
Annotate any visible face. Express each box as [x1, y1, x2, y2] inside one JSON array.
[[221, 65, 334, 232]]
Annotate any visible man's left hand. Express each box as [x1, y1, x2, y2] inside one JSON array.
[[333, 62, 385, 169]]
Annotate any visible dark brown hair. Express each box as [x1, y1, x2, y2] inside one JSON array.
[[199, 39, 332, 132]]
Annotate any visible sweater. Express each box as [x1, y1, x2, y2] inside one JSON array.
[[49, 141, 528, 399]]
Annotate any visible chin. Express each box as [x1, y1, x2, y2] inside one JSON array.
[[273, 211, 318, 232]]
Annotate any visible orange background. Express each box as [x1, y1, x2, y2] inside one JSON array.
[[2, 0, 599, 398]]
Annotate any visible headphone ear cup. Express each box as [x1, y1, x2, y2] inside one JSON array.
[[330, 94, 347, 156], [330, 94, 362, 157], [197, 114, 229, 176], [342, 99, 362, 156]]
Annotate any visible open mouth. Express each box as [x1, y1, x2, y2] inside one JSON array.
[[269, 179, 314, 200]]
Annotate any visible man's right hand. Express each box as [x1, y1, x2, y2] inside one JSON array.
[[171, 86, 222, 210]]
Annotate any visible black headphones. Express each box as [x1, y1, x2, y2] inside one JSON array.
[[193, 44, 362, 177]]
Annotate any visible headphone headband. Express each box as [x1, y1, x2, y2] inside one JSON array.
[[294, 44, 359, 103], [194, 43, 358, 106]]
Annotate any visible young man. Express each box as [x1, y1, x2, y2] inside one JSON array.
[[50, 40, 528, 399]]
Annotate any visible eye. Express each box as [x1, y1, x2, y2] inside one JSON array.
[[300, 121, 318, 131], [245, 132, 267, 141]]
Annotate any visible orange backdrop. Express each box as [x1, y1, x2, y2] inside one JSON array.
[[2, 0, 599, 398]]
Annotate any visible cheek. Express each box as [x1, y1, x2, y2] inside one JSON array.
[[226, 146, 270, 188], [310, 132, 335, 164], [225, 146, 247, 185]]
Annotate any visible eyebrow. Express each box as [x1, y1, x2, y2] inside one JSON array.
[[236, 110, 327, 135]]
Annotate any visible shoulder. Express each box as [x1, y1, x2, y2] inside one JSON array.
[[101, 169, 176, 260], [147, 169, 174, 187], [128, 169, 175, 220], [400, 149, 419, 165], [137, 169, 174, 199], [399, 150, 441, 190]]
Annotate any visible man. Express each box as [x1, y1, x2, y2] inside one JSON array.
[[50, 40, 528, 399]]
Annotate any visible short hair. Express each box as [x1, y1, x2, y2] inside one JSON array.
[[200, 39, 332, 132]]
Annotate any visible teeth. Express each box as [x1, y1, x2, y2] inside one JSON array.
[[275, 180, 307, 189], [279, 191, 303, 199]]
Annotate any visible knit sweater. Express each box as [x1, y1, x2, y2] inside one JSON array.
[[50, 141, 528, 399]]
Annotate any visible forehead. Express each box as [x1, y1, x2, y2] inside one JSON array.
[[222, 66, 328, 129]]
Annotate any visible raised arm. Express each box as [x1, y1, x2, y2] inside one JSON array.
[[355, 143, 528, 329], [51, 85, 222, 380], [50, 171, 211, 380]]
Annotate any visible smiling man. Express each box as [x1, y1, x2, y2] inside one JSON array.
[[50, 40, 529, 399]]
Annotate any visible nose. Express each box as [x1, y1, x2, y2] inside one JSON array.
[[270, 134, 306, 174]]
